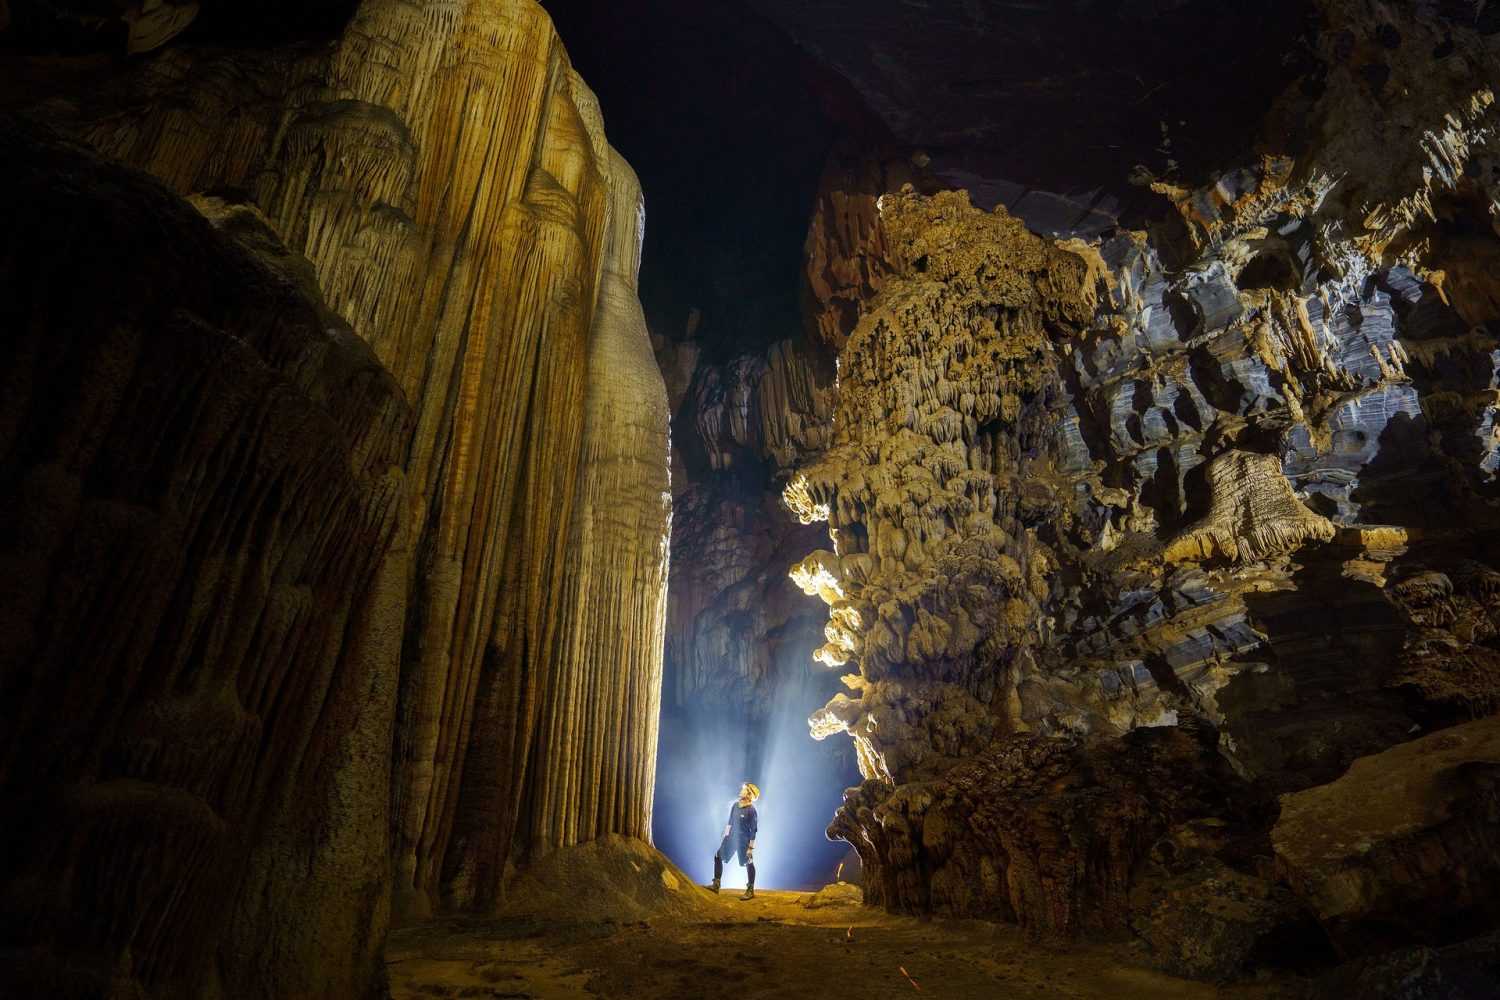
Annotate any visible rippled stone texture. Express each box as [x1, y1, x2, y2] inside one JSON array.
[[2, 1, 672, 995], [42, 0, 672, 919], [0, 118, 410, 999]]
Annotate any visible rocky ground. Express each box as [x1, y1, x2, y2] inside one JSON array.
[[387, 885, 1313, 1000]]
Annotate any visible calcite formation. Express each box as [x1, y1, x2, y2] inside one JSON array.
[[659, 331, 838, 730], [1, 2, 671, 996], [788, 0, 1500, 970], [520, 150, 672, 860], [0, 119, 410, 999]]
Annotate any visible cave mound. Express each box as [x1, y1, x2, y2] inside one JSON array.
[[802, 881, 863, 908], [498, 835, 709, 923]]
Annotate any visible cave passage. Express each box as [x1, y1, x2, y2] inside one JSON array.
[[9, 1, 1500, 997], [540, 0, 868, 891], [652, 658, 861, 890]]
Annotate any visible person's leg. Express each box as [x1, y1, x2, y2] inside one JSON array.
[[738, 843, 755, 899], [709, 835, 731, 891]]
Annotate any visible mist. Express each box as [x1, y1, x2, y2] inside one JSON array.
[[652, 640, 860, 891]]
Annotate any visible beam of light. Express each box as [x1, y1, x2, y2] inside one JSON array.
[[651, 707, 756, 889], [651, 639, 861, 890], [749, 656, 861, 890]]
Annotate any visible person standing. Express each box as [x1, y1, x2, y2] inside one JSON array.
[[707, 781, 760, 900]]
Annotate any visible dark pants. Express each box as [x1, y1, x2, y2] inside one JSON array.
[[714, 835, 754, 887]]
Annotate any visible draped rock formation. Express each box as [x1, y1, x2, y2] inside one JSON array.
[[660, 333, 837, 723], [0, 118, 410, 999], [788, 0, 1500, 973], [1, 2, 671, 996], [521, 150, 671, 860]]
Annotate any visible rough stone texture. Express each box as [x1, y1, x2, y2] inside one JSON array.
[[829, 724, 1262, 939], [0, 118, 409, 1000], [659, 327, 838, 732], [1129, 860, 1313, 983], [663, 486, 827, 722], [683, 338, 836, 477], [1273, 716, 1500, 958], [802, 149, 933, 351], [1320, 929, 1500, 1000], [787, 0, 1500, 975]]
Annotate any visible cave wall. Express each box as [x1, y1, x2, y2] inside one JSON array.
[[0, 1, 671, 995], [787, 0, 1500, 971], [0, 119, 410, 999]]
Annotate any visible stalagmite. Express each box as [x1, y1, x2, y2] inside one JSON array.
[[783, 7, 1500, 957]]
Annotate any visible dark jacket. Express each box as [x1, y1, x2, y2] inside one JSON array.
[[727, 802, 758, 847]]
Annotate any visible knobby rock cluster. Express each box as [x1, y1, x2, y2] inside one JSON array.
[[782, 0, 1500, 977]]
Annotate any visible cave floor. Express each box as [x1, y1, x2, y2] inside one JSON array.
[[386, 889, 1309, 1000]]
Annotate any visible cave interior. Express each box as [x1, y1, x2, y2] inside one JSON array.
[[2, 0, 1500, 998]]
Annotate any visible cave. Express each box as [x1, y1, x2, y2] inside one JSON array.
[[3, 2, 1500, 998]]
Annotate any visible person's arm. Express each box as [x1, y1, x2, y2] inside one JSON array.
[[748, 807, 758, 851]]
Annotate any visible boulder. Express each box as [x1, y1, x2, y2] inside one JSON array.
[[1273, 716, 1500, 957]]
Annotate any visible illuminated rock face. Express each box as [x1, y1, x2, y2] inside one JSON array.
[[793, 1, 1500, 960], [1, 1, 670, 995], [515, 150, 672, 865]]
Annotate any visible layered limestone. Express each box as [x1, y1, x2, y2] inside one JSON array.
[[3, 1, 671, 996], [789, 0, 1500, 970]]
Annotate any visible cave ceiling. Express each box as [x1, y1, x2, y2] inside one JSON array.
[[745, 0, 1319, 227], [536, 0, 1324, 360]]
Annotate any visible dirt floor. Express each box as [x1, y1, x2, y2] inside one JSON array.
[[387, 884, 1313, 1000]]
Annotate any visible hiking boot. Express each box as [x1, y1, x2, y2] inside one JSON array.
[[739, 887, 755, 901], [706, 879, 720, 894]]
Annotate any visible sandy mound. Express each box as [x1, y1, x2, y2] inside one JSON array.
[[802, 881, 863, 908], [498, 834, 711, 923]]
